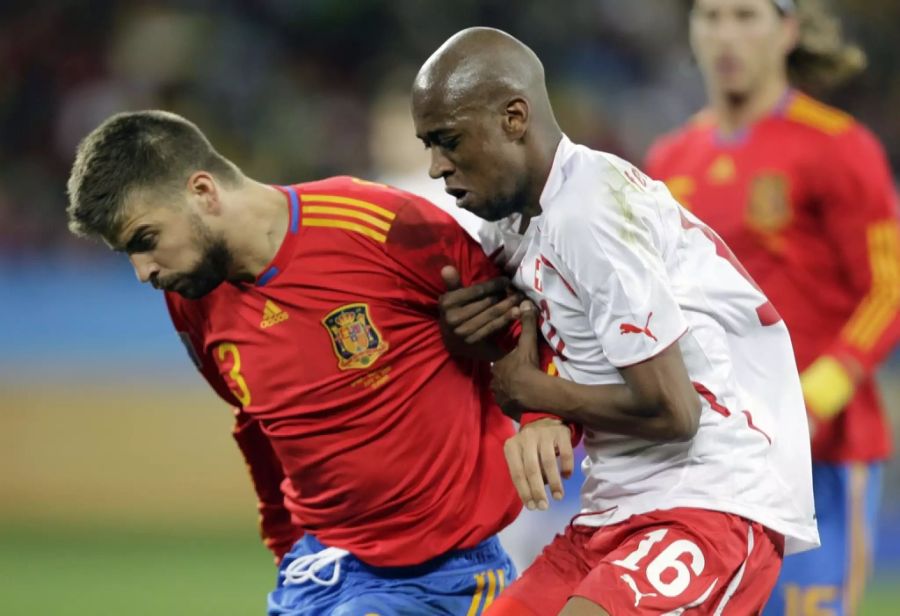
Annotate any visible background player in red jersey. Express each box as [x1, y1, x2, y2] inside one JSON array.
[[64, 110, 575, 615], [646, 1, 900, 613]]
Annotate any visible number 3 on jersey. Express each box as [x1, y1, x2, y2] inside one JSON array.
[[216, 342, 252, 406], [612, 529, 706, 599]]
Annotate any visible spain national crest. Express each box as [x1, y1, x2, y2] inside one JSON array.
[[321, 303, 389, 370], [746, 173, 792, 233]]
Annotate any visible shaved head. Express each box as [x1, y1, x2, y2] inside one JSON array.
[[413, 27, 552, 120], [412, 28, 561, 222]]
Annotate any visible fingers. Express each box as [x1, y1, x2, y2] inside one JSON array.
[[504, 423, 575, 510], [504, 438, 534, 508], [440, 265, 462, 291], [460, 294, 526, 343], [517, 300, 538, 350], [556, 430, 575, 482], [521, 435, 549, 510], [540, 436, 564, 501], [439, 277, 510, 312]]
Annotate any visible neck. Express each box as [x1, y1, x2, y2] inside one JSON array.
[[710, 73, 790, 135], [518, 126, 563, 233], [225, 180, 290, 281]]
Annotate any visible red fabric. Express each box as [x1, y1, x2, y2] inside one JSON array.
[[166, 176, 522, 565], [646, 91, 899, 462], [489, 508, 783, 615]]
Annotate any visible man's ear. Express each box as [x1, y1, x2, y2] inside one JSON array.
[[188, 171, 221, 215], [503, 97, 530, 140]]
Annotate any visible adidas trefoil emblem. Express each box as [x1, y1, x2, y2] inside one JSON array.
[[261, 300, 289, 329]]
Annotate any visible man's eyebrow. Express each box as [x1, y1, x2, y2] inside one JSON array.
[[120, 224, 152, 253], [420, 128, 457, 143]]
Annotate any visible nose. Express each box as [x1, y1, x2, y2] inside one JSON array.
[[129, 253, 160, 284], [709, 14, 740, 44], [428, 148, 455, 180]]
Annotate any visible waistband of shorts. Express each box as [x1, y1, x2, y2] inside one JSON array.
[[302, 534, 506, 576]]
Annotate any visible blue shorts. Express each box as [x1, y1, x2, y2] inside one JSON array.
[[267, 534, 516, 615], [764, 462, 882, 616]]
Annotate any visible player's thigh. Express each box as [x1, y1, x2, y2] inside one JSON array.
[[764, 462, 882, 616], [571, 509, 782, 615], [558, 597, 610, 615], [485, 528, 593, 616]]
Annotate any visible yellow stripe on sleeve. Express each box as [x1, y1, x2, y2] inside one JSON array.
[[301, 218, 388, 243], [841, 221, 900, 351], [301, 205, 392, 231], [301, 194, 397, 221]]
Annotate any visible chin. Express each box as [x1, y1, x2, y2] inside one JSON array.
[[721, 82, 752, 101], [175, 279, 222, 300]]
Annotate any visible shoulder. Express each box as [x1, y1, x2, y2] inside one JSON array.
[[782, 92, 857, 138], [544, 148, 662, 259], [780, 94, 889, 175], [646, 111, 714, 171], [291, 175, 460, 247], [294, 175, 416, 219]]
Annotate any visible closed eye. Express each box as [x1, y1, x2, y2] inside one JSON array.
[[125, 229, 157, 254]]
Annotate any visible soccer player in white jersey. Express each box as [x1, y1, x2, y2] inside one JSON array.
[[412, 27, 819, 615]]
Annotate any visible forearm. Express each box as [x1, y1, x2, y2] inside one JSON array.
[[514, 370, 697, 441]]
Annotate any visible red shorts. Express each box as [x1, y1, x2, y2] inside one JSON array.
[[488, 508, 784, 615]]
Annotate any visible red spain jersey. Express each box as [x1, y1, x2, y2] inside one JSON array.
[[646, 90, 900, 462], [166, 176, 522, 566]]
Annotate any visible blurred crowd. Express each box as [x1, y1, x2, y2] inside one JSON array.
[[1, 0, 898, 261]]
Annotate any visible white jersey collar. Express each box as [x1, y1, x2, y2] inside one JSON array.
[[539, 134, 576, 212]]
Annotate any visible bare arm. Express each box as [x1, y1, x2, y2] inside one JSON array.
[[493, 303, 700, 441]]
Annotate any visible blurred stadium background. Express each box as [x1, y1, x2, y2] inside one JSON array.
[[2, 1, 899, 613]]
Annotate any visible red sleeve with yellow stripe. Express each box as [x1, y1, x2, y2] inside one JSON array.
[[803, 122, 900, 420], [819, 124, 900, 375]]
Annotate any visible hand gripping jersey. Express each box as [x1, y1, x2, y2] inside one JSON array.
[[507, 137, 819, 555]]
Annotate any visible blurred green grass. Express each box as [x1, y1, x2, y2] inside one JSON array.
[[0, 524, 273, 615], [1, 524, 898, 615]]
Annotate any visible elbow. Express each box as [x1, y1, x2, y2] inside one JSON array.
[[660, 395, 701, 442]]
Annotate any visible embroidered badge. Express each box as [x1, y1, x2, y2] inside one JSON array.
[[321, 303, 389, 370]]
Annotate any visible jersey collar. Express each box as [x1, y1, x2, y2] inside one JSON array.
[[256, 185, 301, 287], [539, 134, 576, 212]]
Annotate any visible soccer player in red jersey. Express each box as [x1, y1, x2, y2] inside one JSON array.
[[64, 110, 576, 615], [646, 1, 900, 613]]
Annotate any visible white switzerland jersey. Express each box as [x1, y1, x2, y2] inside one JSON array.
[[507, 136, 819, 555]]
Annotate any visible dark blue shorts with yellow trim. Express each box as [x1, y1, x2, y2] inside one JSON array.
[[764, 462, 882, 616], [267, 534, 515, 616]]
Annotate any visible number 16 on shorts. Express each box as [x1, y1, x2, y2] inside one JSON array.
[[579, 509, 783, 615]]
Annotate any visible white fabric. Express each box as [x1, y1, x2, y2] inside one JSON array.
[[505, 136, 819, 555], [281, 546, 350, 587]]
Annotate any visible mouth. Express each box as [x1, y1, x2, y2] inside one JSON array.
[[715, 56, 742, 76], [445, 187, 473, 208]]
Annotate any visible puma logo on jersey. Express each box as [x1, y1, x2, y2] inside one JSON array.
[[619, 313, 658, 342], [621, 573, 658, 607], [260, 300, 289, 328]]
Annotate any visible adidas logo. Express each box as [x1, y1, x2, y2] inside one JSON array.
[[260, 300, 289, 329]]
